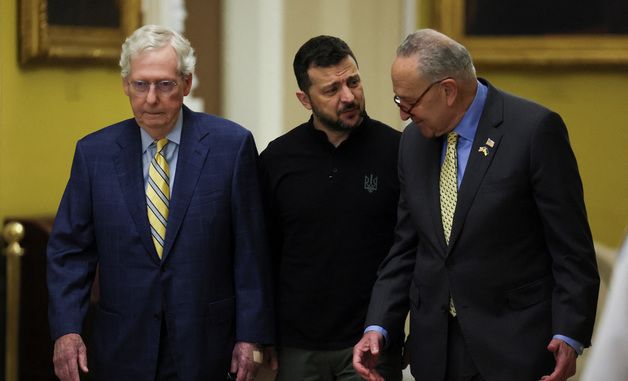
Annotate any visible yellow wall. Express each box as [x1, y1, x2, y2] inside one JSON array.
[[1, 0, 626, 249], [480, 70, 628, 248], [417, 2, 628, 248], [0, 0, 130, 220]]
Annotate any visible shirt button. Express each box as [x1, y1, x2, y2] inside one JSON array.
[[332, 168, 338, 173]]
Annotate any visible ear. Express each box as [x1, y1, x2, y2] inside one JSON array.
[[182, 74, 193, 96], [296, 91, 312, 110], [123, 77, 130, 96], [441, 79, 458, 107]]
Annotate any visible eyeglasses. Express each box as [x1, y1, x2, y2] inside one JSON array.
[[128, 80, 178, 94], [393, 77, 451, 114]]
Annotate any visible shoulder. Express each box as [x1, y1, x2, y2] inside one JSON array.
[[365, 117, 401, 135], [184, 108, 252, 139], [261, 122, 309, 157], [482, 79, 566, 138], [484, 79, 556, 122], [76, 118, 137, 148], [363, 117, 401, 141]]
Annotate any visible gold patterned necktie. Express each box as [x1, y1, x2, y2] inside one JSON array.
[[146, 138, 170, 259], [440, 132, 458, 245], [440, 132, 459, 316]]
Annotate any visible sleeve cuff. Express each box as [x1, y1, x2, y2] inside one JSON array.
[[553, 334, 584, 356], [365, 325, 389, 346]]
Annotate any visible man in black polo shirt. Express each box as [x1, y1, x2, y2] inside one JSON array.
[[260, 35, 403, 380]]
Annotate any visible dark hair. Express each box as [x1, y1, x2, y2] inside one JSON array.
[[293, 35, 358, 92]]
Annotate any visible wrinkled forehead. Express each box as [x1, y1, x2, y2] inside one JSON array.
[[128, 46, 180, 78], [308, 56, 360, 86]]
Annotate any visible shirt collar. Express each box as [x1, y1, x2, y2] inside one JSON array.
[[452, 80, 488, 142], [140, 108, 183, 153]]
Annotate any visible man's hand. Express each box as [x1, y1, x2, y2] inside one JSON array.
[[353, 331, 385, 381], [53, 333, 89, 381], [230, 341, 263, 381], [539, 338, 577, 381]]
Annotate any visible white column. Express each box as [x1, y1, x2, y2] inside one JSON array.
[[141, 0, 204, 112], [403, 0, 418, 36], [222, 0, 284, 151]]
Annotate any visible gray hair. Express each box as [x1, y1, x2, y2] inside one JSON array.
[[397, 29, 476, 82], [119, 24, 196, 78]]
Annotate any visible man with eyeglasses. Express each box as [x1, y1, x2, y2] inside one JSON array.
[[354, 29, 599, 381], [259, 35, 403, 380], [47, 25, 273, 381]]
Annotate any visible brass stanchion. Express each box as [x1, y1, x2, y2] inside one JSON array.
[[3, 222, 25, 381]]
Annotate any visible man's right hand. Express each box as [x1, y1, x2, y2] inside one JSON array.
[[352, 331, 385, 381], [53, 333, 89, 381]]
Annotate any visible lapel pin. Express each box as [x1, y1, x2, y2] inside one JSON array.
[[485, 138, 495, 148], [478, 146, 488, 156]]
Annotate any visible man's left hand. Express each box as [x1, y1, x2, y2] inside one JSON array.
[[539, 338, 577, 381], [230, 341, 263, 381]]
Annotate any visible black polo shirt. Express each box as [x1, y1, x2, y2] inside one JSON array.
[[260, 115, 400, 350]]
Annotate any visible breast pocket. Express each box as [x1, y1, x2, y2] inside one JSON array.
[[505, 277, 553, 310]]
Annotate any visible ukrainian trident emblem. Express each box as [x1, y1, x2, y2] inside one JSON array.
[[364, 174, 378, 193]]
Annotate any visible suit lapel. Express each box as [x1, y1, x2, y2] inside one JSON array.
[[426, 138, 449, 255], [162, 107, 211, 260], [114, 120, 160, 262], [448, 82, 504, 251], [408, 126, 449, 257]]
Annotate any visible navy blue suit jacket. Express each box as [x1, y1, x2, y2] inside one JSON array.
[[47, 106, 273, 380]]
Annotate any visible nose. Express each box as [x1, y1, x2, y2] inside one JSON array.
[[145, 84, 158, 104], [399, 109, 411, 121], [339, 85, 355, 103]]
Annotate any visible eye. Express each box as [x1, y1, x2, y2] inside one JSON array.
[[323, 85, 338, 95], [348, 77, 361, 87], [156, 80, 177, 92], [131, 80, 149, 92]]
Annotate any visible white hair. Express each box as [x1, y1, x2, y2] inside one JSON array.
[[397, 29, 476, 82], [119, 24, 196, 78]]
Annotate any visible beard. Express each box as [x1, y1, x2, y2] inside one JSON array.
[[312, 102, 366, 132]]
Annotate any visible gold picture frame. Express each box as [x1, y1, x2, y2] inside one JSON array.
[[436, 0, 628, 66], [19, 0, 141, 64]]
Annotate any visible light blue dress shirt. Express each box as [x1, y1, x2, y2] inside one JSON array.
[[140, 109, 183, 191], [440, 80, 487, 187]]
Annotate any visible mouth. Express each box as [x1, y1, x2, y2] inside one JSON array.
[[339, 106, 360, 118], [144, 111, 164, 117]]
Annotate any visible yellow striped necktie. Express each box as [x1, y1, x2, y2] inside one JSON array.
[[440, 132, 459, 317], [146, 138, 170, 259]]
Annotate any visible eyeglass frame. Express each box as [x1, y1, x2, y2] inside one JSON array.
[[393, 77, 452, 114], [127, 79, 180, 95]]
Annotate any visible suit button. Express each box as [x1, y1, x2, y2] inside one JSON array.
[[153, 313, 161, 320], [440, 305, 448, 314]]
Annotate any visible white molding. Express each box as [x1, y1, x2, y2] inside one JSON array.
[[141, 0, 204, 112], [404, 0, 418, 36], [222, 0, 284, 151]]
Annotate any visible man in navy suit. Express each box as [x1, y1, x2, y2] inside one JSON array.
[[47, 25, 273, 381], [353, 29, 599, 381]]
